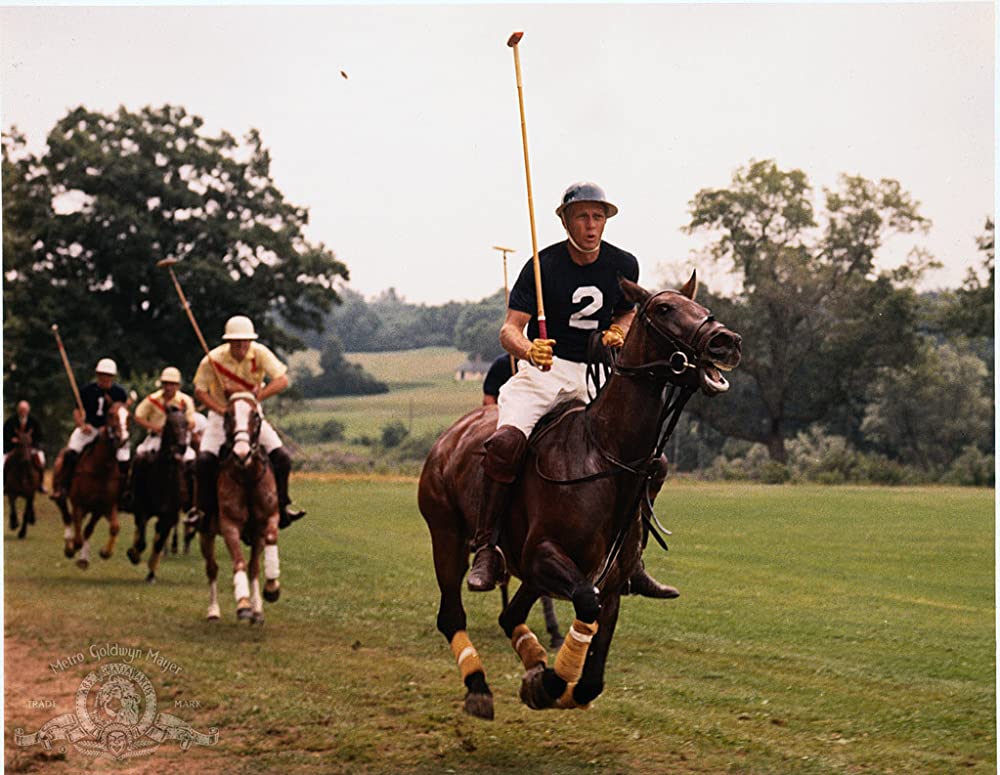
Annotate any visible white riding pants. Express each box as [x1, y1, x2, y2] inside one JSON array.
[[199, 411, 282, 457], [136, 434, 196, 462], [68, 427, 130, 462], [496, 356, 590, 437]]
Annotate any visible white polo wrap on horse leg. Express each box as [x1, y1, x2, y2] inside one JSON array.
[[233, 570, 250, 603], [63, 525, 73, 541], [264, 544, 280, 581], [553, 619, 598, 683]]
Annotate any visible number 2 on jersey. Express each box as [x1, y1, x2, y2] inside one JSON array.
[[569, 286, 603, 330]]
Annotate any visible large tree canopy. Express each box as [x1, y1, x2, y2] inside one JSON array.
[[683, 159, 933, 462], [3, 105, 348, 424]]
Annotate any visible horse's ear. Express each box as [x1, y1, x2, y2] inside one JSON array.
[[618, 275, 651, 307], [679, 270, 699, 300]]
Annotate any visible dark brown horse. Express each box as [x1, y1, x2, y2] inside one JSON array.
[[418, 274, 741, 719], [4, 428, 42, 539], [200, 393, 281, 623], [126, 406, 190, 582], [54, 401, 130, 569]]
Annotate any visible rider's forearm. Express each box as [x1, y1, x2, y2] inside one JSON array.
[[500, 323, 533, 361], [258, 374, 289, 402], [611, 308, 636, 336]]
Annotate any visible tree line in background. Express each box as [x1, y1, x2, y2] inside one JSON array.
[[3, 108, 993, 485]]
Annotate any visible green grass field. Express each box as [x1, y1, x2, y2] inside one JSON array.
[[4, 481, 994, 774]]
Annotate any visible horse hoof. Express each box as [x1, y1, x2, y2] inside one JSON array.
[[550, 635, 565, 650], [126, 547, 141, 565], [206, 606, 221, 621], [17, 532, 26, 540], [145, 573, 156, 584], [463, 691, 494, 720], [76, 559, 89, 570], [64, 546, 75, 559], [263, 585, 281, 603], [99, 549, 112, 560], [237, 607, 253, 621], [250, 612, 265, 626], [520, 665, 556, 710]]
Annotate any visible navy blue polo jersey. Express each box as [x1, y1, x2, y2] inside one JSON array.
[[507, 241, 639, 363]]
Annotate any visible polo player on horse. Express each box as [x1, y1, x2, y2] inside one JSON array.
[[190, 315, 305, 531], [51, 358, 131, 501], [132, 367, 197, 462], [3, 400, 46, 492], [125, 366, 197, 507], [467, 182, 677, 598]]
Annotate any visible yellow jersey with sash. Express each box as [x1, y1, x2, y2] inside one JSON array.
[[134, 389, 196, 428], [193, 342, 288, 406]]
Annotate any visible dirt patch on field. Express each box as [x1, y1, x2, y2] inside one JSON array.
[[4, 635, 224, 774]]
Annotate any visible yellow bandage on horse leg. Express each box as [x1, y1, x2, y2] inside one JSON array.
[[554, 682, 592, 710], [450, 630, 484, 681], [511, 623, 547, 669], [553, 619, 598, 683]]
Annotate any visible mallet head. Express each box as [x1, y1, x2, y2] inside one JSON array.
[[507, 31, 523, 47], [51, 324, 59, 333], [156, 257, 179, 268]]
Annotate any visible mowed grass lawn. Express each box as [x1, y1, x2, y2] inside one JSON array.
[[4, 480, 994, 774]]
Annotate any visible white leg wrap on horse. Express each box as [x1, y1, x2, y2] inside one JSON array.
[[264, 545, 280, 580], [64, 526, 74, 540], [233, 570, 250, 602]]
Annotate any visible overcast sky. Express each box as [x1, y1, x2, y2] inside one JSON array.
[[1, 2, 994, 304]]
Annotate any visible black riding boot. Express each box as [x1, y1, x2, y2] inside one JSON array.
[[626, 454, 680, 599], [192, 452, 219, 531], [52, 450, 79, 499], [269, 447, 305, 529], [467, 425, 528, 592], [118, 461, 133, 512]]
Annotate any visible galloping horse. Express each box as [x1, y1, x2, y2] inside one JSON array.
[[5, 428, 42, 539], [200, 392, 282, 623], [126, 406, 190, 582], [418, 275, 741, 719], [54, 401, 130, 569]]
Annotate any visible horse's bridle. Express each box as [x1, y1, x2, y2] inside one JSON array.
[[225, 392, 263, 467], [613, 290, 725, 382]]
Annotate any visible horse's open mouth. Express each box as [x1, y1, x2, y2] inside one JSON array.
[[700, 363, 730, 394]]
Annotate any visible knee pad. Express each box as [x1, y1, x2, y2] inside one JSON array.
[[483, 426, 528, 484]]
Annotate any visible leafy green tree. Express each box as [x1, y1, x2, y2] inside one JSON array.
[[453, 292, 506, 360], [684, 159, 933, 462], [3, 105, 348, 428], [861, 339, 993, 471], [939, 217, 994, 340]]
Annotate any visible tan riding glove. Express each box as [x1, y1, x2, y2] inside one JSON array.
[[601, 324, 626, 348], [524, 338, 556, 369]]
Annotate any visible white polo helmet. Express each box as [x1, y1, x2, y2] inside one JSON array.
[[222, 315, 259, 341], [159, 366, 182, 384], [554, 182, 618, 219], [95, 358, 118, 376]]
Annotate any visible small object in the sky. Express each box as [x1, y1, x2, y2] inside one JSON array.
[[340, 70, 348, 80]]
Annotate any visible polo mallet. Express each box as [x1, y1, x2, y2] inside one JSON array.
[[507, 31, 549, 366], [51, 324, 85, 415], [492, 245, 518, 374]]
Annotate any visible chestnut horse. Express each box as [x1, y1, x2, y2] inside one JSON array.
[[126, 406, 190, 582], [54, 401, 130, 569], [418, 275, 741, 719], [200, 393, 281, 624], [4, 428, 42, 539]]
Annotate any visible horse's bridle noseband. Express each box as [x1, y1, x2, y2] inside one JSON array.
[[613, 290, 725, 382]]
